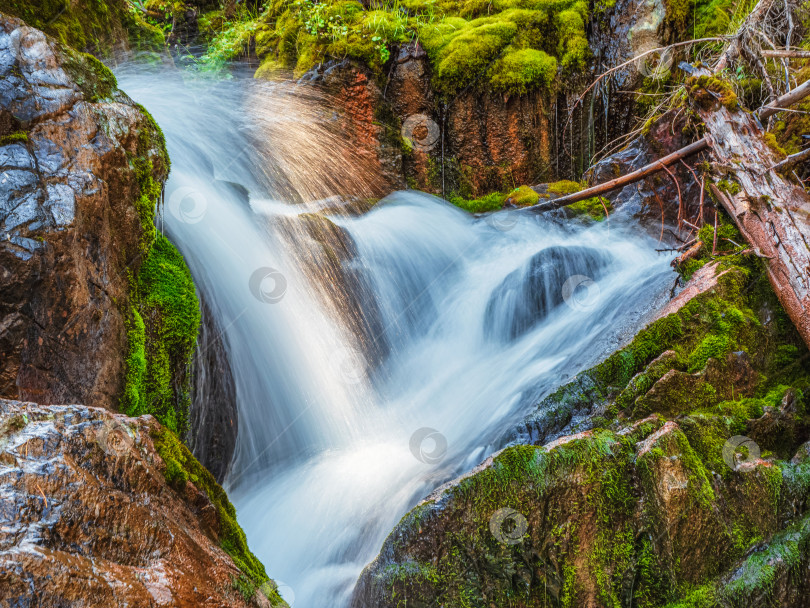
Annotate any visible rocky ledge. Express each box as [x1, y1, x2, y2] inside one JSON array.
[[0, 398, 286, 607]]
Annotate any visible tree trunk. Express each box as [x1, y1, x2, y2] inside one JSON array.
[[695, 96, 810, 347]]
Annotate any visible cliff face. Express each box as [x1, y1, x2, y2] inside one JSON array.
[[0, 398, 286, 608], [0, 14, 165, 407], [0, 14, 200, 436], [245, 0, 672, 199]]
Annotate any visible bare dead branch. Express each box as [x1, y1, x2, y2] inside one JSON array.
[[771, 147, 810, 171], [759, 77, 810, 118], [762, 49, 810, 58], [530, 138, 710, 211]]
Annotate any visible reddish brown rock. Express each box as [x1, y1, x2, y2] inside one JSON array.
[[0, 14, 165, 408], [307, 60, 404, 196], [0, 398, 284, 608]]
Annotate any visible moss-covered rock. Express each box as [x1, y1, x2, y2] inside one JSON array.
[[151, 426, 283, 603], [234, 0, 592, 97], [0, 0, 164, 57]]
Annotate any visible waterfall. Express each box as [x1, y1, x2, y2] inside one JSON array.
[[117, 67, 676, 608]]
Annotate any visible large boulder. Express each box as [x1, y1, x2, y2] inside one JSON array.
[[0, 14, 167, 408], [351, 418, 794, 608]]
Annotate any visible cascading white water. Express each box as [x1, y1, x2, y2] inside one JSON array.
[[117, 67, 676, 608]]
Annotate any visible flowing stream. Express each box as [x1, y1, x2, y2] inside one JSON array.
[[117, 67, 676, 607]]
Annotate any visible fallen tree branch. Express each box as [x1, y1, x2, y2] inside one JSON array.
[[759, 79, 810, 118], [529, 138, 710, 211], [762, 49, 810, 58], [534, 78, 810, 214], [771, 147, 810, 171]]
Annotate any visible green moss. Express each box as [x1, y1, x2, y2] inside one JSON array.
[[448, 191, 505, 213], [0, 131, 28, 146], [762, 132, 787, 159], [716, 178, 741, 196], [121, 103, 197, 437], [250, 0, 592, 95], [717, 510, 810, 605], [433, 20, 518, 94], [771, 69, 810, 155], [685, 306, 747, 372], [544, 181, 611, 220], [687, 75, 739, 111], [122, 234, 201, 434], [546, 179, 583, 195], [62, 49, 118, 102], [568, 196, 611, 221], [200, 7, 262, 71], [663, 583, 718, 608], [506, 184, 540, 206], [488, 47, 557, 94], [151, 427, 282, 603]]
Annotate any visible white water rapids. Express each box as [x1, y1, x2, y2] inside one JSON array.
[[117, 68, 676, 607]]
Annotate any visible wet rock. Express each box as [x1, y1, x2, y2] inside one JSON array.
[[306, 60, 404, 196], [791, 439, 810, 465], [0, 14, 166, 407], [0, 398, 285, 608], [484, 245, 612, 342], [306, 54, 552, 199], [584, 0, 668, 166], [188, 294, 238, 484], [583, 109, 709, 240], [506, 371, 605, 447]]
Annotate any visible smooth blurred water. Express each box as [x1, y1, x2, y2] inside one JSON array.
[[117, 67, 676, 608]]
